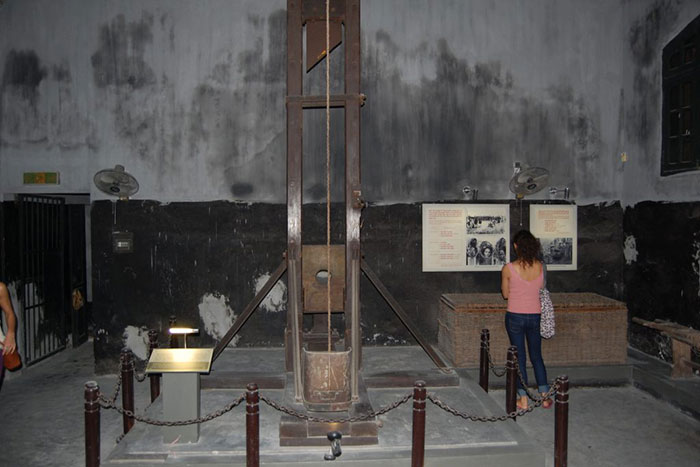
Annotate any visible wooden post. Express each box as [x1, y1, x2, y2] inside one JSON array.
[[148, 329, 160, 402], [554, 376, 569, 467], [411, 380, 426, 467], [479, 329, 490, 392], [84, 381, 100, 467], [671, 339, 694, 378], [505, 346, 518, 419], [120, 348, 135, 434], [246, 383, 260, 467]]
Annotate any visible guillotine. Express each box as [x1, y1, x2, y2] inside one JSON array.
[[285, 0, 364, 408], [211, 0, 452, 444]]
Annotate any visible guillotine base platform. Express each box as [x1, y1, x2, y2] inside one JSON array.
[[104, 346, 544, 466]]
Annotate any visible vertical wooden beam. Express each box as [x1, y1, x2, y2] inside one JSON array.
[[671, 339, 693, 378], [479, 329, 490, 392], [287, 0, 304, 401], [120, 348, 135, 434], [554, 376, 569, 467], [411, 380, 427, 467], [345, 0, 362, 401], [84, 381, 100, 467], [148, 330, 160, 402], [246, 383, 260, 467], [505, 346, 518, 419]]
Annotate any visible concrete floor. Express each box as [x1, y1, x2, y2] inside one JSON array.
[[0, 342, 698, 467]]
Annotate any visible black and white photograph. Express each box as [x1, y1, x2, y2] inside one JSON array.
[[465, 215, 507, 235], [530, 204, 578, 270], [423, 204, 509, 271], [466, 236, 507, 266], [541, 237, 574, 265]]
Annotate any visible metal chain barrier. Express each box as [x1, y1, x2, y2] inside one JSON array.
[[97, 393, 246, 427], [102, 370, 123, 405], [484, 340, 507, 377], [427, 378, 561, 422], [515, 364, 559, 403], [120, 355, 148, 383], [482, 340, 559, 398], [260, 393, 412, 423]]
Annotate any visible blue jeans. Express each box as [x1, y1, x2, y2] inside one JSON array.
[[505, 312, 549, 397]]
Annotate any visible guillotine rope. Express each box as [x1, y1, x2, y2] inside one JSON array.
[[325, 0, 332, 353]]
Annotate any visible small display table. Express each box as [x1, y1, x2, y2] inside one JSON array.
[[146, 348, 213, 443]]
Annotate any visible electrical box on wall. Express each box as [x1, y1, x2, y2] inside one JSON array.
[[112, 231, 133, 253]]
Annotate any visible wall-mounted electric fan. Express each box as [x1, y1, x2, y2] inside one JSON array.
[[93, 165, 139, 200], [508, 166, 550, 199], [509, 165, 550, 226]]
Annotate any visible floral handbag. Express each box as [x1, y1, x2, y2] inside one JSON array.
[[540, 263, 555, 339]]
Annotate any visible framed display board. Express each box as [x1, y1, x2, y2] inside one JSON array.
[[422, 204, 510, 272], [529, 204, 577, 271]]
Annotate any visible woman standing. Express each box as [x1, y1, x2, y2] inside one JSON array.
[[500, 230, 551, 409], [0, 281, 18, 388]]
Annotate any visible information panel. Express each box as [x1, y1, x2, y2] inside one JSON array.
[[422, 204, 510, 272], [529, 204, 577, 271]]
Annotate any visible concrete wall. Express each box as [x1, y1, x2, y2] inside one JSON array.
[[621, 0, 700, 205], [1, 0, 699, 369], [0, 0, 631, 203]]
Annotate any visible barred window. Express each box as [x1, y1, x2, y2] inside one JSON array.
[[662, 15, 700, 176]]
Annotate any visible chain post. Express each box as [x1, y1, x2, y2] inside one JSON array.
[[85, 381, 100, 467], [411, 380, 427, 467], [246, 383, 260, 467], [505, 346, 518, 419], [148, 329, 160, 402], [169, 315, 178, 348], [479, 329, 490, 392], [120, 348, 135, 434], [554, 376, 569, 467]]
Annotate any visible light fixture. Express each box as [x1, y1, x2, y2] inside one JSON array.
[[168, 327, 199, 348], [462, 185, 479, 201], [549, 186, 570, 200]]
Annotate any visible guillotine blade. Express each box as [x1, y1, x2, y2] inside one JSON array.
[[306, 19, 342, 72]]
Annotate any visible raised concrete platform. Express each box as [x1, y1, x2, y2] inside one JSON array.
[[629, 347, 700, 418], [104, 347, 545, 466]]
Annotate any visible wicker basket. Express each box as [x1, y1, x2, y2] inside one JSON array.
[[438, 293, 628, 367]]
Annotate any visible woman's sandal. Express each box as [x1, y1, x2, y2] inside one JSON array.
[[541, 396, 553, 409], [516, 397, 528, 410]]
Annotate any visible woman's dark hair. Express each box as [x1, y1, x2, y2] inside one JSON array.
[[512, 230, 541, 266]]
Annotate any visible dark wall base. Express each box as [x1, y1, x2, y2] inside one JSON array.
[[624, 201, 700, 362], [91, 200, 624, 373]]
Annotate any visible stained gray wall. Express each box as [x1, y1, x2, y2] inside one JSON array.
[[622, 0, 700, 204], [2, 0, 700, 368], [2, 0, 697, 204]]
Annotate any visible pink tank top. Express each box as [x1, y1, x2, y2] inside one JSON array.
[[507, 262, 543, 314]]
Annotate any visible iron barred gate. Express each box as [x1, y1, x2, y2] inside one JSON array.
[[18, 194, 67, 365]]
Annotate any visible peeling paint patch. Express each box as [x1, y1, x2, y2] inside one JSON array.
[[198, 293, 237, 344], [623, 235, 638, 265], [123, 325, 149, 360], [255, 273, 287, 312], [692, 240, 700, 297]]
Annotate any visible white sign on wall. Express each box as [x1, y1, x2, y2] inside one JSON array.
[[422, 204, 510, 272], [529, 204, 577, 271]]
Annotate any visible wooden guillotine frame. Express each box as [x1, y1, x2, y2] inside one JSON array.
[[211, 0, 453, 443]]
